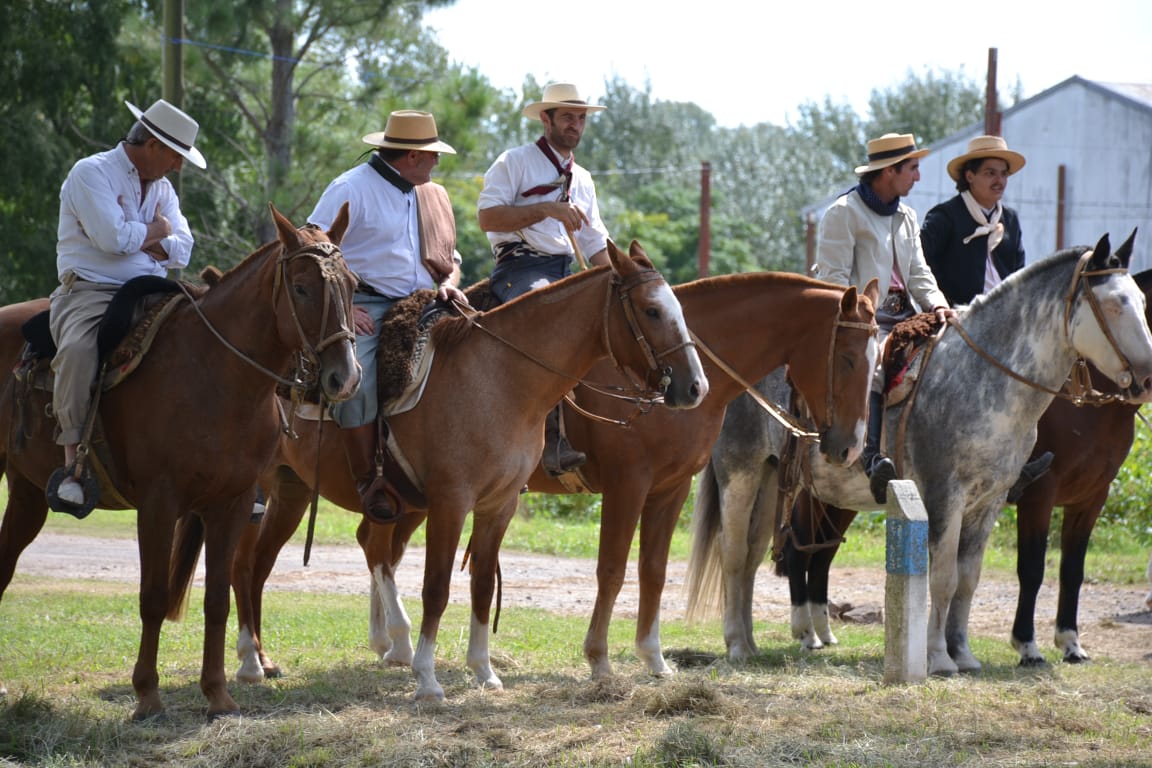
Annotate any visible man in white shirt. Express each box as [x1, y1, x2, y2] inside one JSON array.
[[50, 99, 206, 513], [477, 83, 610, 475]]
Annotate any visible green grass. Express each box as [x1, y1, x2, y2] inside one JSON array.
[[1, 578, 1150, 767]]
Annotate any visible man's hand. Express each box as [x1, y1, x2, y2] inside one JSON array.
[[352, 305, 375, 336], [143, 204, 172, 248], [437, 284, 470, 306], [548, 201, 590, 231]]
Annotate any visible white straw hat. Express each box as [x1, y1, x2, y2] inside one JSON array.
[[125, 99, 206, 169]]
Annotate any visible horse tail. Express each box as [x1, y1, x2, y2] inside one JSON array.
[[684, 459, 724, 623], [167, 514, 204, 622]]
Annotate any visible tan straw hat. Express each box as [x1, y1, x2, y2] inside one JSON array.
[[946, 135, 1026, 181], [854, 133, 929, 176], [362, 110, 456, 154], [125, 99, 207, 169], [522, 83, 606, 120]]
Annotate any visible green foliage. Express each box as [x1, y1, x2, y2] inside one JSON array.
[[1103, 418, 1152, 542]]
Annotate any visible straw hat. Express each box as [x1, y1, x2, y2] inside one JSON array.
[[946, 135, 1026, 181], [361, 110, 456, 154], [125, 99, 206, 169], [854, 133, 929, 176], [522, 83, 606, 121]]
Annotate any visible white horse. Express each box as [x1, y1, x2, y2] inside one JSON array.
[[687, 233, 1152, 675]]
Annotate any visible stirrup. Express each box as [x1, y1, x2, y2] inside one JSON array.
[[46, 464, 99, 519], [358, 474, 403, 525]]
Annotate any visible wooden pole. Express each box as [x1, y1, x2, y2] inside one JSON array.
[[163, 0, 185, 280], [1056, 165, 1067, 251], [984, 48, 1000, 136], [698, 161, 711, 279]]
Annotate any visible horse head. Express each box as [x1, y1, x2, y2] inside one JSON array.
[[1068, 230, 1152, 402], [604, 240, 708, 409], [268, 202, 361, 403], [818, 278, 880, 466]]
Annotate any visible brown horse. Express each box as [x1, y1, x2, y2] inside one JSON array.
[[0, 204, 359, 720], [1011, 267, 1152, 665], [233, 269, 880, 685], [233, 240, 707, 701]]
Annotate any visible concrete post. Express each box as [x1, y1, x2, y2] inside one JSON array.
[[883, 479, 928, 683]]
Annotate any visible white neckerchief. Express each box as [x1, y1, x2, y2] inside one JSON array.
[[960, 190, 1005, 294]]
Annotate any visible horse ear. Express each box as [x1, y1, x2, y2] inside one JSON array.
[[1090, 233, 1113, 269], [268, 202, 303, 250], [861, 278, 881, 310], [606, 239, 624, 271], [1114, 228, 1138, 268], [628, 240, 655, 269], [840, 285, 859, 315], [327, 202, 351, 246]]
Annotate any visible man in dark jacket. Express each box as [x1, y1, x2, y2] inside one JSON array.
[[921, 134, 1026, 306]]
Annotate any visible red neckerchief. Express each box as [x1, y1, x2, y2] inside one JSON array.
[[519, 136, 572, 200]]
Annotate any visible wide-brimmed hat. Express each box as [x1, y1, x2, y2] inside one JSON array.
[[854, 133, 929, 176], [362, 110, 456, 154], [125, 99, 206, 169], [946, 135, 1026, 181], [522, 83, 606, 121]]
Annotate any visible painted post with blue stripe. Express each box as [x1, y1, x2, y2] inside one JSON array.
[[883, 479, 928, 683]]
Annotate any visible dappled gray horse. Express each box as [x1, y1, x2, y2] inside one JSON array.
[[687, 234, 1152, 676]]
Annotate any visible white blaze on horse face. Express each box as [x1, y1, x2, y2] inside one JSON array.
[[652, 282, 709, 401], [1072, 275, 1152, 400]]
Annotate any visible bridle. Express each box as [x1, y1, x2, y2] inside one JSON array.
[[180, 239, 356, 391], [944, 249, 1137, 405]]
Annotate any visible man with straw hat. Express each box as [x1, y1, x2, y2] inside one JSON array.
[[814, 132, 956, 504], [921, 134, 1052, 502], [307, 109, 467, 525], [48, 98, 206, 515], [477, 82, 610, 476]]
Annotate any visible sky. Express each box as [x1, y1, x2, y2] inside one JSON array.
[[423, 0, 1152, 129]]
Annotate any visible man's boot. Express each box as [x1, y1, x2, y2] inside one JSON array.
[[339, 421, 402, 524], [1006, 451, 1055, 504], [541, 406, 586, 477], [861, 391, 896, 505]]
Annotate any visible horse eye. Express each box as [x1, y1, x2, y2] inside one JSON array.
[[645, 307, 660, 319], [293, 284, 309, 298]]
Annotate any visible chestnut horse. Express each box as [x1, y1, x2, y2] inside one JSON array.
[[234, 240, 707, 702], [0, 205, 359, 719], [688, 235, 1152, 675], [1011, 267, 1152, 665], [234, 269, 881, 685]]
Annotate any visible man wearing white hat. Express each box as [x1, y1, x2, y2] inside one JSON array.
[[476, 82, 611, 475], [307, 109, 467, 525], [814, 132, 956, 504], [49, 98, 206, 514], [921, 135, 1052, 502]]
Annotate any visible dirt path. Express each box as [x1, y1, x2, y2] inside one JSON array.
[[15, 533, 1152, 665]]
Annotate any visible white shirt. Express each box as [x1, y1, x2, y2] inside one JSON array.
[[478, 140, 609, 258], [308, 162, 437, 298], [56, 144, 193, 284]]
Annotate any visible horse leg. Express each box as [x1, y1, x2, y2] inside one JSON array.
[[634, 482, 692, 676], [358, 518, 414, 666], [715, 468, 764, 662], [463, 501, 519, 692], [806, 505, 856, 648], [412, 506, 466, 702], [0, 473, 50, 596], [199, 500, 251, 719], [131, 506, 178, 720], [1053, 500, 1103, 663], [1010, 492, 1055, 666], [736, 472, 777, 658], [782, 492, 820, 650], [944, 509, 1000, 674], [585, 482, 645, 678], [926, 513, 962, 676], [233, 466, 310, 683]]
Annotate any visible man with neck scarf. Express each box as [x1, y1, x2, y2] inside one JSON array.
[[307, 110, 467, 526], [477, 82, 610, 477], [814, 133, 956, 505], [921, 135, 1052, 501]]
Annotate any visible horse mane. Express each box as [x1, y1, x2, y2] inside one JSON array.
[[672, 270, 828, 300], [963, 244, 1089, 318], [430, 265, 613, 352]]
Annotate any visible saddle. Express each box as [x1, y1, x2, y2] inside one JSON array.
[[17, 276, 202, 512], [881, 312, 944, 406]]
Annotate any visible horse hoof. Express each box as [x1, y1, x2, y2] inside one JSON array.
[[206, 708, 242, 723], [1017, 656, 1049, 668], [1064, 653, 1091, 664]]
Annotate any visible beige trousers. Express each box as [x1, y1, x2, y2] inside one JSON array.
[[48, 276, 118, 445]]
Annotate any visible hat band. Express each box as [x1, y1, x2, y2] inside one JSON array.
[[867, 145, 916, 162], [383, 134, 440, 146], [140, 115, 193, 151]]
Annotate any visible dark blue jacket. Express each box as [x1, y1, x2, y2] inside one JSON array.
[[921, 194, 1025, 307]]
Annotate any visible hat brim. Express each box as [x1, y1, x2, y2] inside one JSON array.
[[854, 147, 930, 176], [125, 101, 207, 170], [947, 149, 1026, 181], [361, 133, 456, 155], [523, 101, 607, 121]]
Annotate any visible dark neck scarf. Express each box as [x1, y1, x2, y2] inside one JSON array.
[[854, 181, 900, 217], [368, 152, 414, 193], [519, 136, 572, 200]]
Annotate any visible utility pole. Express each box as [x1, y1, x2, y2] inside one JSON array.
[[984, 48, 1001, 136], [698, 162, 711, 279], [163, 0, 185, 279]]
